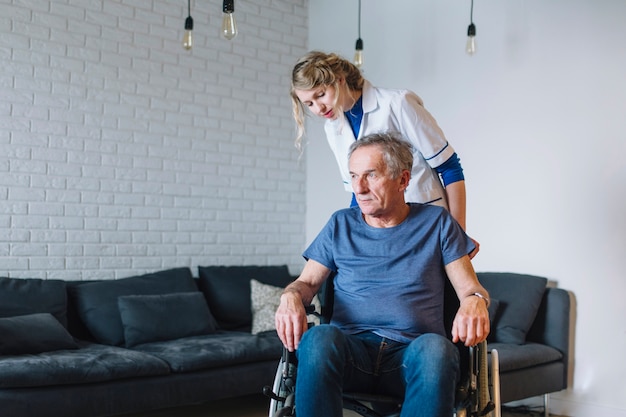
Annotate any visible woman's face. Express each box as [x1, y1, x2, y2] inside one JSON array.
[[295, 83, 349, 120]]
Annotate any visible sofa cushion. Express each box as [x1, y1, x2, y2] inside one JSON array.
[[488, 342, 563, 372], [119, 292, 218, 347], [0, 277, 68, 328], [197, 265, 294, 330], [69, 268, 198, 346], [132, 330, 283, 373], [478, 272, 547, 344], [0, 342, 170, 388], [250, 279, 320, 334], [0, 313, 79, 355]]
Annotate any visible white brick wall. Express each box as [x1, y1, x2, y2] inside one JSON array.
[[0, 0, 308, 280]]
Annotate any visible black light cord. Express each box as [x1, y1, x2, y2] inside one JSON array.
[[184, 0, 193, 31], [467, 0, 476, 38], [355, 0, 363, 52], [357, 0, 361, 39]]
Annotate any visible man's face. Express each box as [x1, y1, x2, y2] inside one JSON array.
[[349, 145, 408, 218]]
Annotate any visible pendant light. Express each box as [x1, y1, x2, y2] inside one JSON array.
[[183, 0, 193, 50], [466, 0, 476, 56], [353, 0, 363, 68], [222, 0, 238, 40]]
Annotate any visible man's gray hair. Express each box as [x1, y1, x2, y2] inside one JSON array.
[[348, 132, 414, 179]]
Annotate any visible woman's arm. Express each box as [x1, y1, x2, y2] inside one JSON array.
[[445, 180, 467, 230], [445, 179, 480, 258]]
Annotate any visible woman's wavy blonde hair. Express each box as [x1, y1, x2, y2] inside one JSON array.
[[290, 51, 364, 152]]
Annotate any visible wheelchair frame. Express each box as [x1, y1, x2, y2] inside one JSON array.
[[264, 275, 501, 417], [265, 339, 500, 417]]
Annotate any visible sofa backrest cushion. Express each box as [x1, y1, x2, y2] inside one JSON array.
[[0, 277, 69, 327], [69, 268, 198, 346], [118, 292, 218, 347], [197, 265, 294, 330], [0, 313, 79, 355], [478, 272, 547, 344]]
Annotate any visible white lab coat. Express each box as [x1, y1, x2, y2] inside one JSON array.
[[324, 80, 455, 208]]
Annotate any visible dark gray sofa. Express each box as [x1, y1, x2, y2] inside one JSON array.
[[0, 268, 571, 417], [477, 272, 572, 409], [0, 265, 295, 417]]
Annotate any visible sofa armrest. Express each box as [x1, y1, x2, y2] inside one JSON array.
[[526, 287, 572, 387], [527, 288, 570, 351]]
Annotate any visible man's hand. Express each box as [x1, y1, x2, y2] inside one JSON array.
[[275, 290, 309, 352], [451, 294, 490, 346], [274, 260, 330, 351]]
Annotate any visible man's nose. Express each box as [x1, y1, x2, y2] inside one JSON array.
[[352, 177, 366, 193]]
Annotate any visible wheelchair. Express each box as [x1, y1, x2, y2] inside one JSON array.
[[264, 278, 501, 417]]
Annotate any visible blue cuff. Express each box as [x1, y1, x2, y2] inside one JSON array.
[[435, 153, 465, 186], [350, 193, 359, 207]]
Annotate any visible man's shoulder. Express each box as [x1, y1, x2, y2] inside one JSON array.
[[407, 203, 465, 237], [408, 202, 447, 216]]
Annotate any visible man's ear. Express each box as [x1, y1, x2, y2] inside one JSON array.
[[398, 169, 411, 191]]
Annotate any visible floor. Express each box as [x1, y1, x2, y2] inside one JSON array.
[[121, 394, 560, 417]]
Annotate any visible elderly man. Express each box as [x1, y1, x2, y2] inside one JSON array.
[[275, 132, 490, 417]]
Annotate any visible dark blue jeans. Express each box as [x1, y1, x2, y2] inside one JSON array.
[[295, 325, 460, 417]]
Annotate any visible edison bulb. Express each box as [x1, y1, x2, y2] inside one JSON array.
[[222, 13, 238, 40], [354, 50, 363, 68], [183, 30, 193, 50], [466, 23, 476, 56], [466, 36, 476, 55], [354, 38, 363, 69], [183, 16, 193, 50]]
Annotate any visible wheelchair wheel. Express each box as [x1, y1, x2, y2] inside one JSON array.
[[268, 355, 297, 417]]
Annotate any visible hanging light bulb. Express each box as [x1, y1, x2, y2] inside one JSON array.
[[466, 0, 476, 56], [353, 0, 363, 68], [183, 0, 193, 50], [222, 0, 238, 40], [183, 16, 193, 50], [354, 38, 364, 68], [466, 23, 476, 55]]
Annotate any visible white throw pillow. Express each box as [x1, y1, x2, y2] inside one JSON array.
[[250, 279, 321, 334]]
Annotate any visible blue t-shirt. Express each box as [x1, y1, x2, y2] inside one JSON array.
[[303, 203, 475, 344]]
